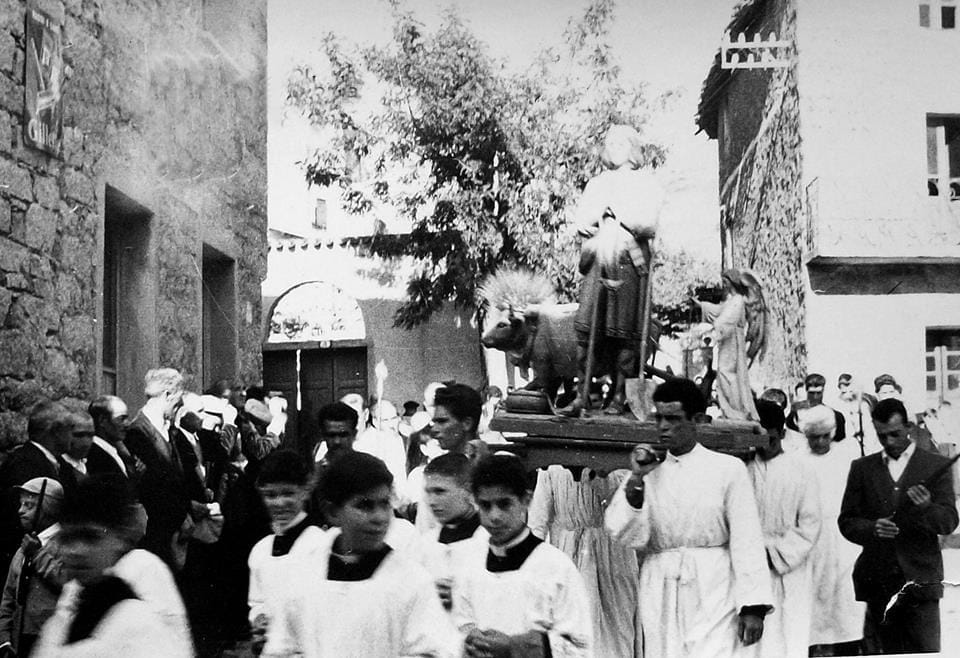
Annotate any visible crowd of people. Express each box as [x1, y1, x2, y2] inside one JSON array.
[[0, 364, 955, 657]]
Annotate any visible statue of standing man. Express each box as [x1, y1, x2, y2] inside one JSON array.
[[564, 125, 665, 416]]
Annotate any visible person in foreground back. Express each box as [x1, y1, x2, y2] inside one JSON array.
[[454, 454, 593, 657], [262, 452, 456, 657], [32, 475, 193, 658]]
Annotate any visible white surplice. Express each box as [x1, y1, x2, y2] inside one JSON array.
[[263, 528, 457, 658], [605, 443, 773, 658], [745, 453, 821, 658], [453, 534, 593, 657], [247, 522, 327, 626], [529, 466, 641, 657], [796, 442, 865, 645]]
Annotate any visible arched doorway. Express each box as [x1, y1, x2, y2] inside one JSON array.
[[262, 281, 368, 454]]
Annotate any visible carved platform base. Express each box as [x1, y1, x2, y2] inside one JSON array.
[[489, 411, 766, 471]]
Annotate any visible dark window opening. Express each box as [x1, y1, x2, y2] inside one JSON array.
[[943, 5, 956, 28], [202, 244, 237, 389], [920, 4, 931, 26]]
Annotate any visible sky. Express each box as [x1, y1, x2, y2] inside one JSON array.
[[267, 0, 739, 262]]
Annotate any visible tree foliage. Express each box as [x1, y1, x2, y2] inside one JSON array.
[[286, 0, 712, 331]]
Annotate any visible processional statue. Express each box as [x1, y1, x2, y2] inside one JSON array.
[[481, 124, 767, 422]]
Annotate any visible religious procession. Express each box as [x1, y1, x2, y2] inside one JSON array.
[[2, 0, 960, 657]]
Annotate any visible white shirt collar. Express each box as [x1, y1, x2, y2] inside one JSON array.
[[489, 527, 531, 557], [38, 522, 60, 544], [885, 441, 916, 464], [142, 406, 169, 440], [61, 454, 87, 474]]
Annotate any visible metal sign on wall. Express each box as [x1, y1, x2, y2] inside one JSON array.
[[23, 5, 64, 156]]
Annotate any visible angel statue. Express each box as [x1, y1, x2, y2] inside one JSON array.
[[691, 269, 767, 421]]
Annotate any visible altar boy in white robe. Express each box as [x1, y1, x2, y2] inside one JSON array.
[[454, 454, 593, 658], [746, 400, 821, 658], [262, 452, 457, 658], [419, 453, 488, 612], [248, 450, 326, 651], [605, 378, 773, 658]]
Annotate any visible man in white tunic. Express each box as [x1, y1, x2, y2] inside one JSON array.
[[454, 454, 593, 657], [746, 400, 821, 658], [605, 378, 773, 658], [263, 452, 457, 658], [795, 405, 864, 655]]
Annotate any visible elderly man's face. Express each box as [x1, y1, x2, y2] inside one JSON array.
[[100, 399, 129, 443], [806, 430, 832, 455], [67, 414, 96, 460], [162, 389, 184, 420]]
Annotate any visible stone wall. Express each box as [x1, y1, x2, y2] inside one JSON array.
[[716, 0, 807, 390], [0, 0, 267, 449]]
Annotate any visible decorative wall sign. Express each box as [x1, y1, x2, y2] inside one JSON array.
[[24, 5, 64, 156], [268, 280, 366, 343]]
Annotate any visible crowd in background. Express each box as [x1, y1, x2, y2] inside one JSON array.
[[0, 364, 956, 657]]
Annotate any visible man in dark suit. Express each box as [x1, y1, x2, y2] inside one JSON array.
[[0, 400, 71, 574], [87, 395, 136, 479], [838, 397, 959, 654], [124, 368, 190, 568]]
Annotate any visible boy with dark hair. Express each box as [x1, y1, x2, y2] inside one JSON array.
[[0, 478, 65, 657], [420, 453, 487, 611], [314, 402, 359, 464], [248, 450, 323, 652], [263, 452, 456, 657], [454, 455, 592, 657]]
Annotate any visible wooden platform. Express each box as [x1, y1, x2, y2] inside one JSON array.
[[489, 411, 766, 471]]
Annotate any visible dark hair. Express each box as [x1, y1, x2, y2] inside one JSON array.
[[651, 379, 706, 419], [61, 474, 137, 530], [471, 454, 530, 499], [256, 449, 312, 487], [837, 373, 853, 385], [434, 384, 482, 429], [320, 452, 393, 507], [246, 385, 267, 403], [402, 401, 420, 417], [756, 399, 785, 433], [804, 373, 826, 388], [424, 452, 472, 488], [872, 398, 908, 424], [27, 400, 69, 443], [759, 388, 788, 411], [87, 395, 124, 430], [205, 379, 233, 397], [317, 401, 359, 428], [873, 374, 900, 394]]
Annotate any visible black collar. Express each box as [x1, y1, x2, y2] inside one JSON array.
[[485, 530, 542, 573], [271, 516, 312, 557], [327, 539, 393, 581], [438, 511, 481, 544]]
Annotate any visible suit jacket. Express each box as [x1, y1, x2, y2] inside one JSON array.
[[124, 412, 190, 565], [838, 447, 959, 601], [0, 442, 61, 574], [86, 441, 128, 479]]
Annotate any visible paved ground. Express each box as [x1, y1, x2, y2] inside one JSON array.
[[938, 547, 960, 656]]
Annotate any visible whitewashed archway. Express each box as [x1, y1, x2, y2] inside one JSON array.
[[266, 280, 366, 344]]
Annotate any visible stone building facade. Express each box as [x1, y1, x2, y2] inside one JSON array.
[[698, 0, 960, 413], [0, 0, 267, 449]]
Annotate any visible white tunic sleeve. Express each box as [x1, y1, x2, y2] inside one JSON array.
[[528, 469, 555, 540], [543, 559, 594, 658], [604, 479, 651, 549], [766, 462, 822, 575], [247, 535, 271, 624], [399, 570, 460, 658], [725, 461, 775, 611]]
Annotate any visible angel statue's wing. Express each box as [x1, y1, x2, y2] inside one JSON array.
[[740, 269, 767, 366]]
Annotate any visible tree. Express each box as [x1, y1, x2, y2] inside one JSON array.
[[286, 0, 710, 330]]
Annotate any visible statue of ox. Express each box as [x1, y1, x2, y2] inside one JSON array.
[[479, 269, 581, 409]]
